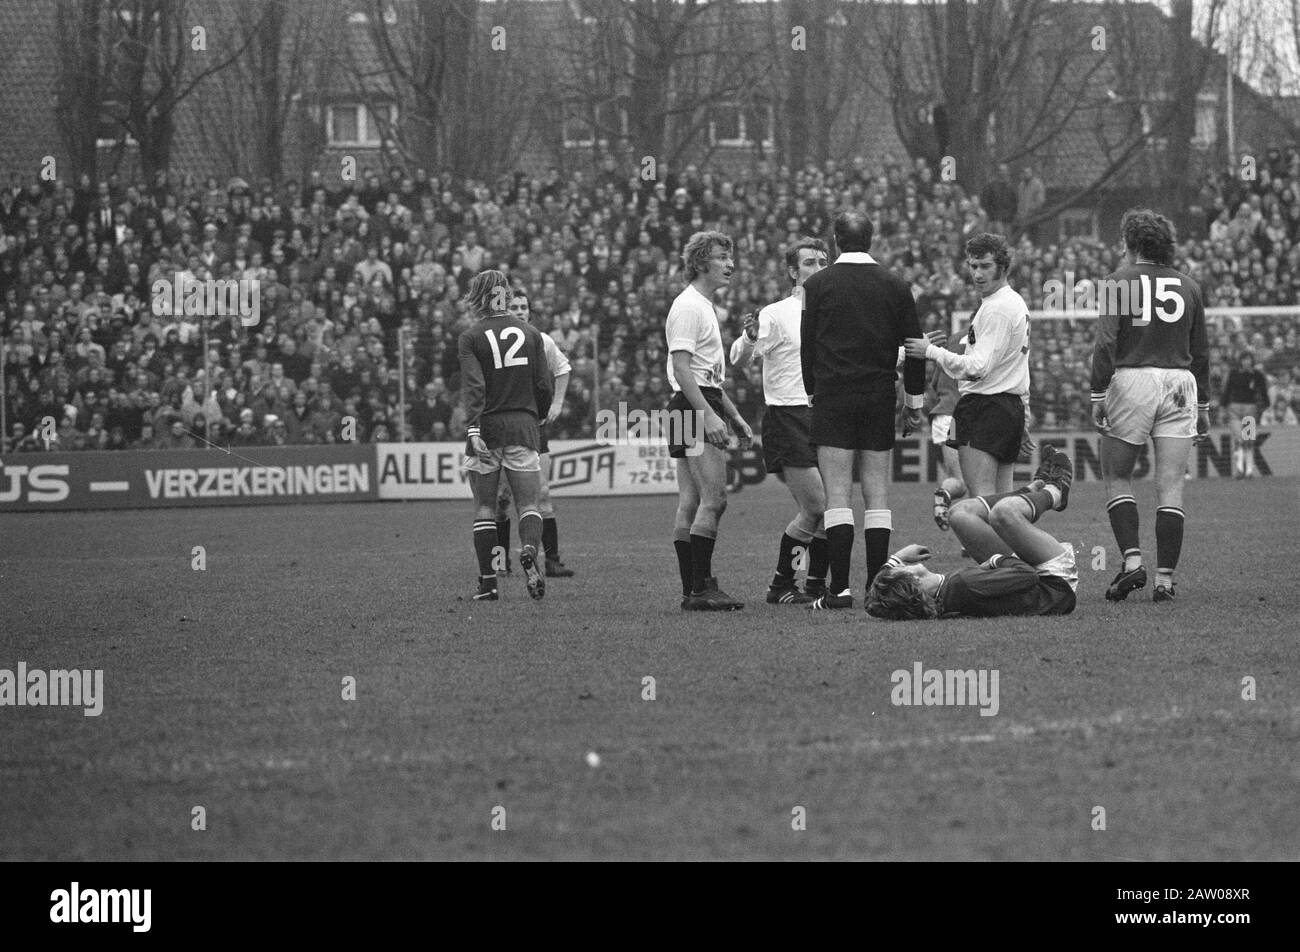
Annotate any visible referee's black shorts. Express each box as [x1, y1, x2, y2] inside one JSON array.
[[951, 392, 1024, 464], [666, 387, 726, 458], [761, 404, 817, 473], [810, 391, 897, 451]]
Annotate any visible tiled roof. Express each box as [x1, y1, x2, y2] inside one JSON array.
[[0, 0, 61, 177], [0, 0, 1293, 192]]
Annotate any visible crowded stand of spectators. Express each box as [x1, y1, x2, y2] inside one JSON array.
[[3, 145, 1300, 455]]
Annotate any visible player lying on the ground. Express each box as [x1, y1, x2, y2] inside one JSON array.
[[865, 449, 1077, 619]]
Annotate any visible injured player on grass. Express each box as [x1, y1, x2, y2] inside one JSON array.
[[866, 449, 1078, 620]]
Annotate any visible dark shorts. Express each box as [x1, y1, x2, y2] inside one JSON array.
[[810, 391, 896, 451], [951, 392, 1024, 464], [666, 387, 725, 459], [762, 405, 817, 473], [481, 409, 541, 452], [538, 424, 549, 455]]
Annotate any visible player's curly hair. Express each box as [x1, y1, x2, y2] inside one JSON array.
[[865, 566, 939, 621], [464, 269, 512, 315], [785, 236, 829, 285], [1120, 208, 1176, 266], [681, 230, 733, 282], [964, 233, 1011, 274]]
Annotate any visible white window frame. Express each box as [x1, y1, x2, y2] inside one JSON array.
[[710, 102, 774, 149], [327, 103, 396, 147], [1058, 208, 1098, 243], [1192, 92, 1217, 149], [562, 101, 627, 149], [562, 105, 595, 149]]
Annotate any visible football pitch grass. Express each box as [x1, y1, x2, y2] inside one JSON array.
[[3, 476, 1297, 861]]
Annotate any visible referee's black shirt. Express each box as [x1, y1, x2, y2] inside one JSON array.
[[800, 253, 927, 403]]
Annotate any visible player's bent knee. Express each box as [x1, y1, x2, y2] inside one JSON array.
[[949, 498, 986, 524], [989, 498, 1027, 531], [702, 495, 727, 517]]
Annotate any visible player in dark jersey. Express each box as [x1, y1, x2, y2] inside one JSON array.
[[1220, 351, 1269, 478], [1090, 209, 1209, 603], [865, 449, 1077, 620], [494, 290, 575, 577], [458, 269, 554, 602]]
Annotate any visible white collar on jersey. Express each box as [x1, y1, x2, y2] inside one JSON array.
[[834, 252, 877, 265]]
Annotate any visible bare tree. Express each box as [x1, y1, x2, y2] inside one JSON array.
[[762, 0, 857, 169], [55, 0, 105, 181], [553, 0, 767, 169], [55, 0, 263, 180], [192, 0, 329, 181], [861, 0, 1229, 235]]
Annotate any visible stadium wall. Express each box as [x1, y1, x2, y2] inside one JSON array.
[[3, 431, 1297, 512]]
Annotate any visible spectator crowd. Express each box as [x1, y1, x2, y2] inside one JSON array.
[[3, 144, 1300, 454]]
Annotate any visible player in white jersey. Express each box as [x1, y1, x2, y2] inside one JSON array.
[[730, 237, 830, 604], [905, 233, 1030, 496], [495, 290, 574, 577], [666, 230, 753, 611]]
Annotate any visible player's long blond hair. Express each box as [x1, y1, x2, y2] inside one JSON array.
[[681, 230, 733, 282], [464, 269, 511, 316], [865, 567, 939, 621]]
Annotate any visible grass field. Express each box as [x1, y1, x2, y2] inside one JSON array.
[[3, 476, 1298, 861]]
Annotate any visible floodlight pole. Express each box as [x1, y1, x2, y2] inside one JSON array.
[[398, 326, 407, 442], [592, 313, 601, 435], [0, 334, 7, 450], [203, 315, 211, 450]]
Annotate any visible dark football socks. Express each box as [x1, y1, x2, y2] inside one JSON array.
[[542, 516, 559, 560], [1107, 495, 1142, 570], [773, 522, 814, 586], [496, 517, 511, 554], [824, 508, 855, 594], [863, 509, 892, 591], [473, 520, 499, 577], [1155, 506, 1184, 582], [517, 509, 543, 555], [674, 528, 693, 598], [690, 531, 717, 593]]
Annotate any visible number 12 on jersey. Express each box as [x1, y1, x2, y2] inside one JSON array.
[[485, 327, 528, 368]]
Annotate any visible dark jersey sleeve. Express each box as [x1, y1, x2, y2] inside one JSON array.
[[1090, 304, 1120, 401], [938, 555, 1041, 617], [458, 328, 486, 437], [897, 284, 926, 401]]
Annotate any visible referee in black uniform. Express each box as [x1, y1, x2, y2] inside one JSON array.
[[800, 210, 929, 609]]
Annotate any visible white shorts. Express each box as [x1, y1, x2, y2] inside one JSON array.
[[1035, 542, 1079, 593], [1104, 367, 1197, 445], [461, 445, 541, 475], [930, 414, 953, 446]]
